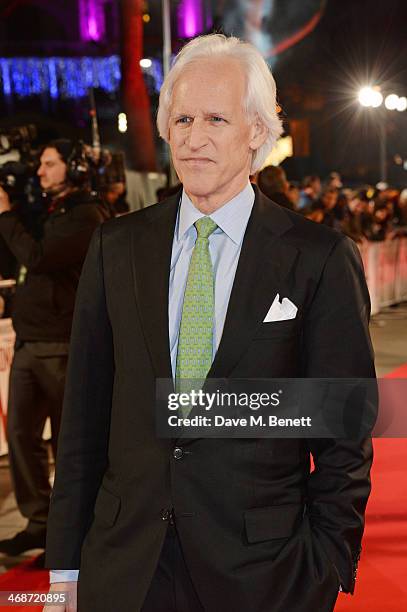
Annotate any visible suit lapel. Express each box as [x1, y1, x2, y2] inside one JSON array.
[[130, 192, 180, 381], [207, 188, 298, 380]]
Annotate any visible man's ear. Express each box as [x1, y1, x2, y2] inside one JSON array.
[[249, 116, 268, 152]]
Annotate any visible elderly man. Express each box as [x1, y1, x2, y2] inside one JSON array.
[[45, 35, 375, 612]]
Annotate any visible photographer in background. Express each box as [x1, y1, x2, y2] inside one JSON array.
[[0, 139, 107, 556]]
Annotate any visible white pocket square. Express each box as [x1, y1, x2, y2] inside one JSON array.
[[263, 294, 298, 322]]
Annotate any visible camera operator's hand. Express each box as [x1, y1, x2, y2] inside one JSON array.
[[0, 186, 11, 213]]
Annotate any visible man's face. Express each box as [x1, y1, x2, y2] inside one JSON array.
[[322, 190, 338, 209], [37, 147, 67, 193], [168, 58, 265, 210]]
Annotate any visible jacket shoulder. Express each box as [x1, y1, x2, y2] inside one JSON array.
[[279, 204, 348, 257], [101, 197, 177, 237]]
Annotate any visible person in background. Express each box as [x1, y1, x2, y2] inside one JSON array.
[[368, 201, 393, 241], [102, 181, 130, 216], [342, 193, 369, 243], [257, 164, 295, 210], [287, 181, 300, 209], [324, 171, 343, 191], [0, 139, 106, 556], [300, 204, 324, 224], [298, 174, 321, 210], [100, 152, 130, 217], [313, 187, 339, 228]]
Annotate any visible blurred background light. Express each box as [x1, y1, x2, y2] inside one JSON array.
[[118, 112, 127, 133], [396, 96, 407, 112], [140, 58, 152, 69], [385, 94, 399, 110], [358, 86, 377, 107], [0, 56, 121, 99], [370, 90, 383, 108]]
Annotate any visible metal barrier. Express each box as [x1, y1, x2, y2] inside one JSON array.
[[360, 237, 407, 315]]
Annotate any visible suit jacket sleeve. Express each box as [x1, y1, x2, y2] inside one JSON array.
[[45, 224, 114, 568], [303, 234, 375, 594]]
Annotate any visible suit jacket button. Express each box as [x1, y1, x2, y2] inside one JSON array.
[[173, 447, 184, 460]]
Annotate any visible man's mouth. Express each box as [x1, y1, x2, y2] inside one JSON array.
[[182, 158, 214, 166]]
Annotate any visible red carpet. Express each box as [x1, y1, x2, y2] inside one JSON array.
[[0, 557, 49, 610], [335, 437, 407, 611], [336, 364, 407, 610], [0, 368, 406, 611]]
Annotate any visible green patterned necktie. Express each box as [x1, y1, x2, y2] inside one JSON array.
[[175, 216, 218, 407]]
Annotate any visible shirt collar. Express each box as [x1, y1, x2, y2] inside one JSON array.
[[177, 182, 255, 246]]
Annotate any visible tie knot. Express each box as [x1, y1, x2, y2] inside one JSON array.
[[195, 216, 217, 239]]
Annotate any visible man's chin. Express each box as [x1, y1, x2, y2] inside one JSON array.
[[182, 179, 215, 200]]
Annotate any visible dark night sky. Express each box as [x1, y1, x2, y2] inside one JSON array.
[[265, 0, 407, 183], [274, 0, 407, 86]]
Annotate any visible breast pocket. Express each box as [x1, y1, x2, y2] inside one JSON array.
[[252, 319, 300, 340]]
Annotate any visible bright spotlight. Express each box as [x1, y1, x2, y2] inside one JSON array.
[[358, 87, 375, 107], [118, 112, 127, 133], [139, 58, 152, 69], [385, 94, 399, 110], [370, 90, 383, 108], [358, 86, 383, 108], [396, 96, 407, 112]]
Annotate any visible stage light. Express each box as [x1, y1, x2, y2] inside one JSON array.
[[370, 90, 383, 108], [385, 94, 399, 110], [358, 87, 383, 108], [142, 14, 151, 23], [118, 112, 127, 133], [359, 87, 377, 107], [396, 96, 407, 112], [140, 58, 152, 69]]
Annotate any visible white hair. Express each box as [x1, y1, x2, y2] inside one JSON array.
[[156, 34, 283, 174]]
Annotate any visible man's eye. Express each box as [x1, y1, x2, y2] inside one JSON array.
[[176, 117, 191, 124], [210, 116, 224, 123]]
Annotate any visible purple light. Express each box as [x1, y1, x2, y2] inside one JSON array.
[[88, 16, 99, 41], [79, 0, 105, 42], [177, 0, 205, 38]]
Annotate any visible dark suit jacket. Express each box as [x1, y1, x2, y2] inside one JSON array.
[[45, 188, 375, 612]]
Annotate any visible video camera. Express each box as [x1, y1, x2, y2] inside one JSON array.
[[0, 124, 45, 238]]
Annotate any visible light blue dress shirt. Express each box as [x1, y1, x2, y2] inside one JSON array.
[[50, 182, 255, 584], [169, 182, 255, 377]]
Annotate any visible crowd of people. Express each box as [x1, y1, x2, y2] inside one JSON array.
[[256, 166, 407, 243]]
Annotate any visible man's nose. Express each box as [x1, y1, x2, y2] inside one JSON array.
[[186, 120, 208, 150], [37, 166, 44, 176]]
